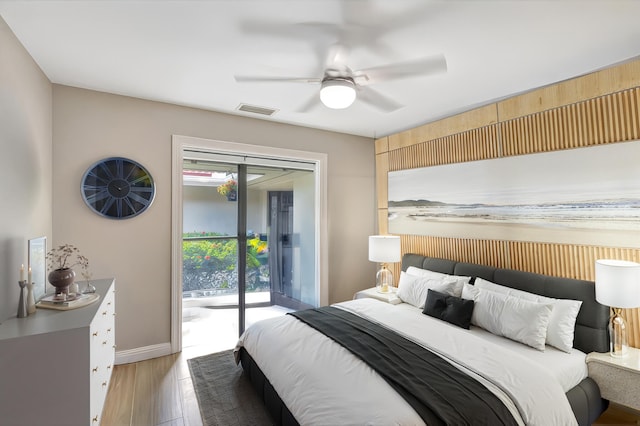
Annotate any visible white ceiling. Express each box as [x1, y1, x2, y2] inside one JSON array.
[[2, 1, 640, 138]]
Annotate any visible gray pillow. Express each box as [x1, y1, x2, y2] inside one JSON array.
[[423, 289, 475, 329]]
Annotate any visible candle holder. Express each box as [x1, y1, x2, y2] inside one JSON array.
[[26, 282, 36, 315], [17, 280, 28, 318]]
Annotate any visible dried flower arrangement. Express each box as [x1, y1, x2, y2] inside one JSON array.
[[46, 243, 89, 273]]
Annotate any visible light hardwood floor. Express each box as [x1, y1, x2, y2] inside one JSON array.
[[596, 405, 640, 426], [102, 304, 640, 425], [101, 342, 213, 426], [101, 305, 291, 426]]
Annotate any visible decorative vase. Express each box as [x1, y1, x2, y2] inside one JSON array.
[[48, 268, 76, 295], [82, 281, 96, 294]]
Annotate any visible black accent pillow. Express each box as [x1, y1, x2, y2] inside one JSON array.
[[422, 289, 475, 329]]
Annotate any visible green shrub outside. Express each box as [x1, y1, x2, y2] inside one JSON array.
[[182, 232, 268, 293]]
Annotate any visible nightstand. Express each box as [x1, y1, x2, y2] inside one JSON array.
[[354, 287, 401, 304], [586, 347, 640, 412]]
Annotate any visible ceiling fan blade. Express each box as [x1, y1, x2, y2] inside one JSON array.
[[296, 93, 320, 113], [357, 86, 404, 113], [355, 54, 447, 84], [324, 43, 350, 68], [234, 75, 322, 84]]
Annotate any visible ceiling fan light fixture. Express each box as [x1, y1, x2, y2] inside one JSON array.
[[320, 78, 356, 109]]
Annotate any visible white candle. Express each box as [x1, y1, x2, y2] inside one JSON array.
[[20, 264, 24, 282], [28, 267, 32, 284]]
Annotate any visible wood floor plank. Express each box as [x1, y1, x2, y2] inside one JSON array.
[[593, 403, 640, 425], [129, 359, 157, 426], [102, 363, 136, 426], [158, 418, 185, 426], [173, 349, 193, 382], [155, 354, 184, 424], [130, 354, 183, 425], [179, 375, 204, 426]]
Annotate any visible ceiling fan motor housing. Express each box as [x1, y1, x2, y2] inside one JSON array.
[[320, 77, 357, 109]]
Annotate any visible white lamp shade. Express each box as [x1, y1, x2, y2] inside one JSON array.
[[368, 235, 401, 263], [595, 259, 640, 308], [320, 79, 356, 109]]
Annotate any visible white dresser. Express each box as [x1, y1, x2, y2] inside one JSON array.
[[0, 279, 115, 425]]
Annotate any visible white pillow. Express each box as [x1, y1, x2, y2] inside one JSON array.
[[406, 266, 450, 279], [397, 272, 464, 308], [475, 278, 582, 353], [461, 284, 553, 351], [405, 266, 470, 297]]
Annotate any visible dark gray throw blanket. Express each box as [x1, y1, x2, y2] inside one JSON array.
[[289, 307, 518, 426]]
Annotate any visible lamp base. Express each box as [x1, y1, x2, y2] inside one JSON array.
[[376, 265, 394, 294], [609, 308, 628, 358]]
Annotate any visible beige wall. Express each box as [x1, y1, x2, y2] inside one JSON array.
[[0, 17, 52, 321], [183, 186, 265, 236], [52, 85, 376, 352]]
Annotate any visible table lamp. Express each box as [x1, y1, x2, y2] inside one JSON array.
[[595, 259, 640, 358], [368, 235, 401, 293]]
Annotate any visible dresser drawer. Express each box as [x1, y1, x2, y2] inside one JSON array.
[[89, 285, 116, 425]]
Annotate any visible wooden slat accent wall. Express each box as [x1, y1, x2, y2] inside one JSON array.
[[378, 58, 640, 348], [501, 88, 640, 156], [388, 125, 501, 171], [393, 237, 640, 282]]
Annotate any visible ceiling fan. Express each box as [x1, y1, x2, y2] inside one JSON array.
[[234, 45, 447, 112]]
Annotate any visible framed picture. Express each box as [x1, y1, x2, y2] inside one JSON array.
[[28, 236, 47, 301], [388, 141, 640, 248]]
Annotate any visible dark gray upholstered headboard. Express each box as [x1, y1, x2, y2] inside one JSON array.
[[402, 253, 610, 354]]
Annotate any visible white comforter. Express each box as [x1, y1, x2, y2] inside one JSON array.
[[235, 298, 581, 426]]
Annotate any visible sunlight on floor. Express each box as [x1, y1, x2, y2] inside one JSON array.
[[181, 304, 293, 359]]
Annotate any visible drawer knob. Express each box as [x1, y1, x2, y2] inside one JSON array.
[[107, 328, 112, 333], [102, 311, 107, 316], [92, 332, 98, 337], [102, 341, 107, 345], [102, 381, 107, 387], [92, 367, 99, 373], [92, 415, 99, 423], [113, 344, 117, 349], [107, 365, 112, 370]]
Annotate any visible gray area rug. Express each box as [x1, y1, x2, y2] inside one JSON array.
[[188, 349, 274, 426]]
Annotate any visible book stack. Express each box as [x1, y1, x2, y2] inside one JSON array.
[[37, 293, 100, 310]]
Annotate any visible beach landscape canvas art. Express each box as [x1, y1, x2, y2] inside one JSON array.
[[388, 141, 640, 248]]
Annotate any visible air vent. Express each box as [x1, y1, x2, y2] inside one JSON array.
[[237, 103, 278, 116]]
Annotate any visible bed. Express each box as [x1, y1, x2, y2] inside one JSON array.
[[234, 253, 610, 425]]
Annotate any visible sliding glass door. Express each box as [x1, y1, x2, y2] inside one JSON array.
[[251, 164, 316, 312], [181, 151, 316, 349]]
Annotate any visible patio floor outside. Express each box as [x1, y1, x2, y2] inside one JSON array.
[[182, 291, 292, 355]]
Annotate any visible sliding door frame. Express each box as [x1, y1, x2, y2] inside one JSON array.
[[170, 135, 328, 353], [236, 163, 247, 336]]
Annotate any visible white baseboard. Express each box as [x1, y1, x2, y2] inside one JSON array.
[[115, 342, 173, 365]]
